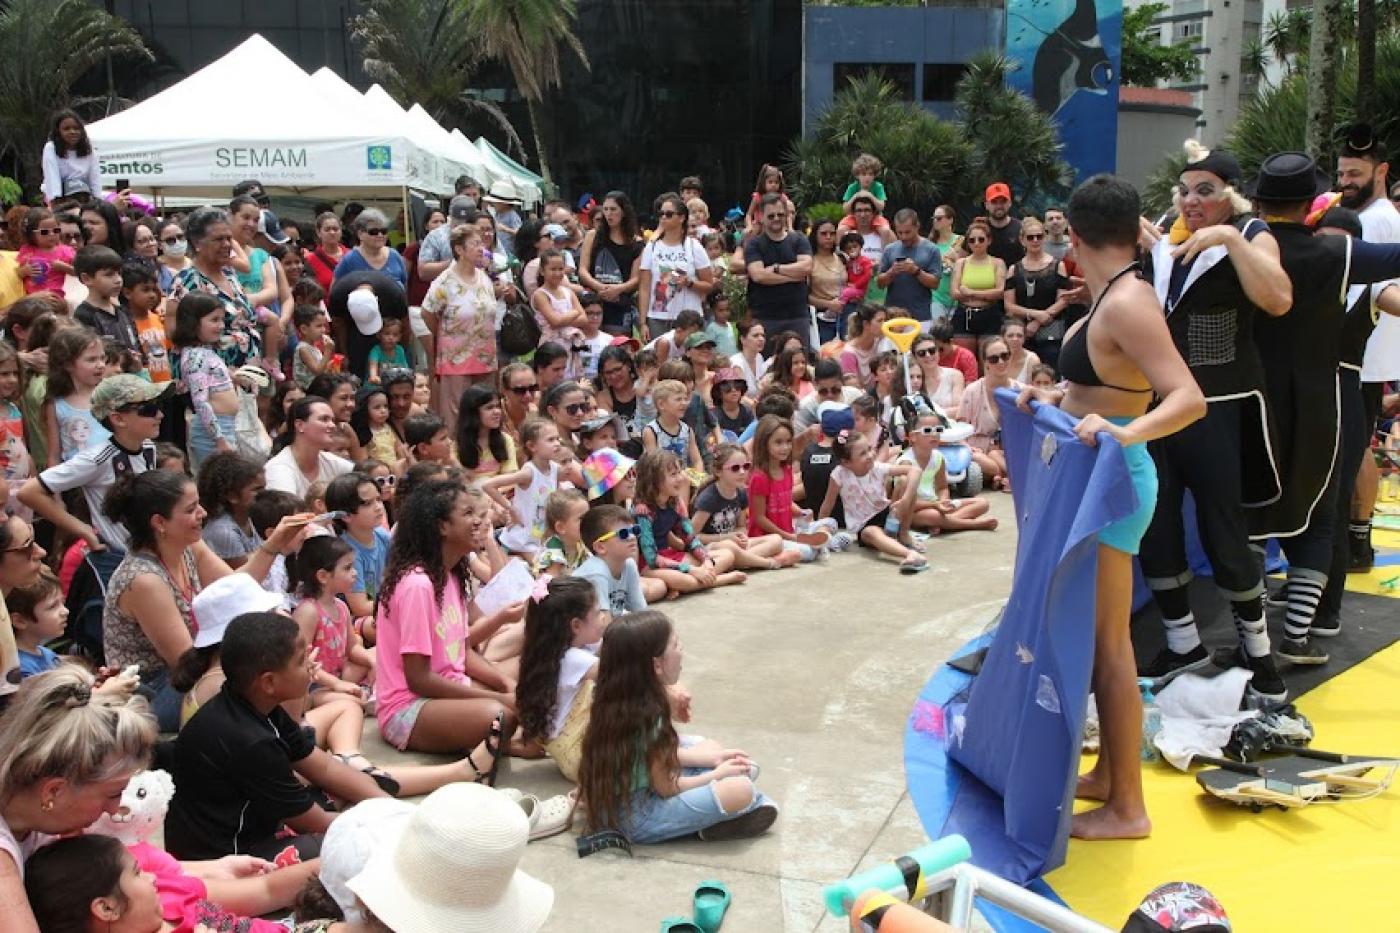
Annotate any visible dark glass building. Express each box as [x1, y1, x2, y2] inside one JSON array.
[[98, 0, 802, 210]]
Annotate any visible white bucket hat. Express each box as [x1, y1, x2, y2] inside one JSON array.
[[320, 798, 416, 923], [347, 782, 553, 933], [189, 574, 284, 648]]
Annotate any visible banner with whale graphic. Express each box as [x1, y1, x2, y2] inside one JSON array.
[[1005, 0, 1122, 180]]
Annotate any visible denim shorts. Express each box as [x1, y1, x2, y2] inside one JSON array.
[[617, 736, 772, 844]]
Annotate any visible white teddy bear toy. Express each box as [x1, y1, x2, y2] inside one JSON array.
[[88, 768, 175, 846]]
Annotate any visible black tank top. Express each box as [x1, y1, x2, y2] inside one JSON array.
[[1059, 262, 1152, 393]]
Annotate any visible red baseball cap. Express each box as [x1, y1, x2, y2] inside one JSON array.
[[985, 182, 1012, 202]]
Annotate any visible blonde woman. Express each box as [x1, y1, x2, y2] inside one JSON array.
[[950, 219, 1008, 359]]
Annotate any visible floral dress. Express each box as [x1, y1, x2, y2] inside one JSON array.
[[422, 265, 497, 375], [171, 265, 261, 368]]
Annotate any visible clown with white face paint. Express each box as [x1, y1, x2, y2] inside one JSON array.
[[1136, 139, 1292, 701]]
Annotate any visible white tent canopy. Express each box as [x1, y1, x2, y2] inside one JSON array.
[[405, 103, 499, 191], [449, 130, 543, 207], [88, 35, 459, 198]]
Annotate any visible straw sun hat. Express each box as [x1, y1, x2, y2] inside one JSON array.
[[346, 782, 554, 933]]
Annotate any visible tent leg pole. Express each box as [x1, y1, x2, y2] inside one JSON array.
[[402, 186, 414, 245]]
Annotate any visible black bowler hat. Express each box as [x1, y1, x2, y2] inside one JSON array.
[[1247, 152, 1331, 201]]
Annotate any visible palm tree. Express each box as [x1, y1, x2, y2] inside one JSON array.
[[1241, 39, 1271, 87], [351, 0, 523, 156], [955, 53, 1071, 210], [0, 0, 151, 196], [466, 0, 590, 187]]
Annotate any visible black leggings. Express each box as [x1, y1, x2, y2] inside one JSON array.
[[1139, 399, 1264, 599]]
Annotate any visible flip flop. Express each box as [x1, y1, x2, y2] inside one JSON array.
[[659, 919, 703, 932], [693, 879, 732, 933], [899, 556, 929, 575]]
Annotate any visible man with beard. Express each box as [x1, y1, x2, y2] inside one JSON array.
[[1249, 153, 1400, 665], [1335, 124, 1400, 572], [1136, 141, 1292, 700], [984, 183, 1025, 267]]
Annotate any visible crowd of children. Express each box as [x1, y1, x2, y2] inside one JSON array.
[[0, 146, 1071, 931]]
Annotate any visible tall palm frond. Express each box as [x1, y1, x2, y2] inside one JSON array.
[[0, 0, 152, 194], [351, 0, 523, 155], [466, 0, 590, 185]]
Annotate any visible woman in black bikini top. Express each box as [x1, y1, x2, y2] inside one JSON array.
[[1058, 262, 1154, 394]]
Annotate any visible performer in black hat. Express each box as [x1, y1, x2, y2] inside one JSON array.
[[1334, 123, 1400, 572], [1248, 152, 1400, 664], [1136, 140, 1292, 700]]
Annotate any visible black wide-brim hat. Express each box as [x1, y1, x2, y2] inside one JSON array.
[[1246, 151, 1331, 201]]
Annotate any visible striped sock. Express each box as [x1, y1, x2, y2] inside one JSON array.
[[1349, 520, 1372, 542], [1283, 572, 1327, 641], [1230, 595, 1271, 658], [1163, 613, 1201, 654]]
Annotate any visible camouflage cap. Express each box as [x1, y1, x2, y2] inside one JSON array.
[[91, 375, 175, 420]]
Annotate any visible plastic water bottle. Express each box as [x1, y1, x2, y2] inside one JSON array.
[[1138, 678, 1162, 763], [1382, 469, 1400, 503]]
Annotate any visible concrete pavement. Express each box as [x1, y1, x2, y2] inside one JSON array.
[[361, 494, 1017, 933]]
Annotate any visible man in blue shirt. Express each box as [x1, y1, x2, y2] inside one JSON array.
[[876, 209, 942, 325]]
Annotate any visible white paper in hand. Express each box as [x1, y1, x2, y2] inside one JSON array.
[[473, 557, 536, 617]]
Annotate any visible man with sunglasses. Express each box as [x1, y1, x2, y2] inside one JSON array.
[[793, 360, 864, 433], [745, 192, 814, 349], [1135, 143, 1291, 695]]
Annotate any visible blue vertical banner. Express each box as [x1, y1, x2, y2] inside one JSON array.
[[1005, 0, 1123, 180]]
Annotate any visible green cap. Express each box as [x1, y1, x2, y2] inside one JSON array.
[[684, 331, 717, 349], [91, 375, 175, 420]]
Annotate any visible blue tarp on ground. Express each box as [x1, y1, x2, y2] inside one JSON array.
[[941, 390, 1137, 884]]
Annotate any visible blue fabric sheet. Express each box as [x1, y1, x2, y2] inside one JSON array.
[[941, 389, 1138, 884]]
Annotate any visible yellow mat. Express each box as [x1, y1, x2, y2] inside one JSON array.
[[1049, 640, 1400, 930]]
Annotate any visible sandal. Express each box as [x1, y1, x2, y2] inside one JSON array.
[[332, 752, 401, 797], [899, 555, 929, 575], [467, 711, 507, 787]]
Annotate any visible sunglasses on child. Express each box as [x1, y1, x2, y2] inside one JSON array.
[[116, 401, 162, 418], [723, 461, 753, 473], [908, 425, 945, 436], [595, 525, 641, 544], [374, 474, 397, 488]]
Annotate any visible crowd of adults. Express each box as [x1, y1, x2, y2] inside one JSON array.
[[0, 104, 1398, 930]]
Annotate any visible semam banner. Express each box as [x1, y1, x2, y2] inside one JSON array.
[[1005, 0, 1123, 180]]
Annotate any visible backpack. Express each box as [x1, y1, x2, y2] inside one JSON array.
[[498, 302, 542, 356]]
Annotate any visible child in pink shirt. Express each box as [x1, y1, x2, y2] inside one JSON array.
[[17, 208, 75, 297]]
